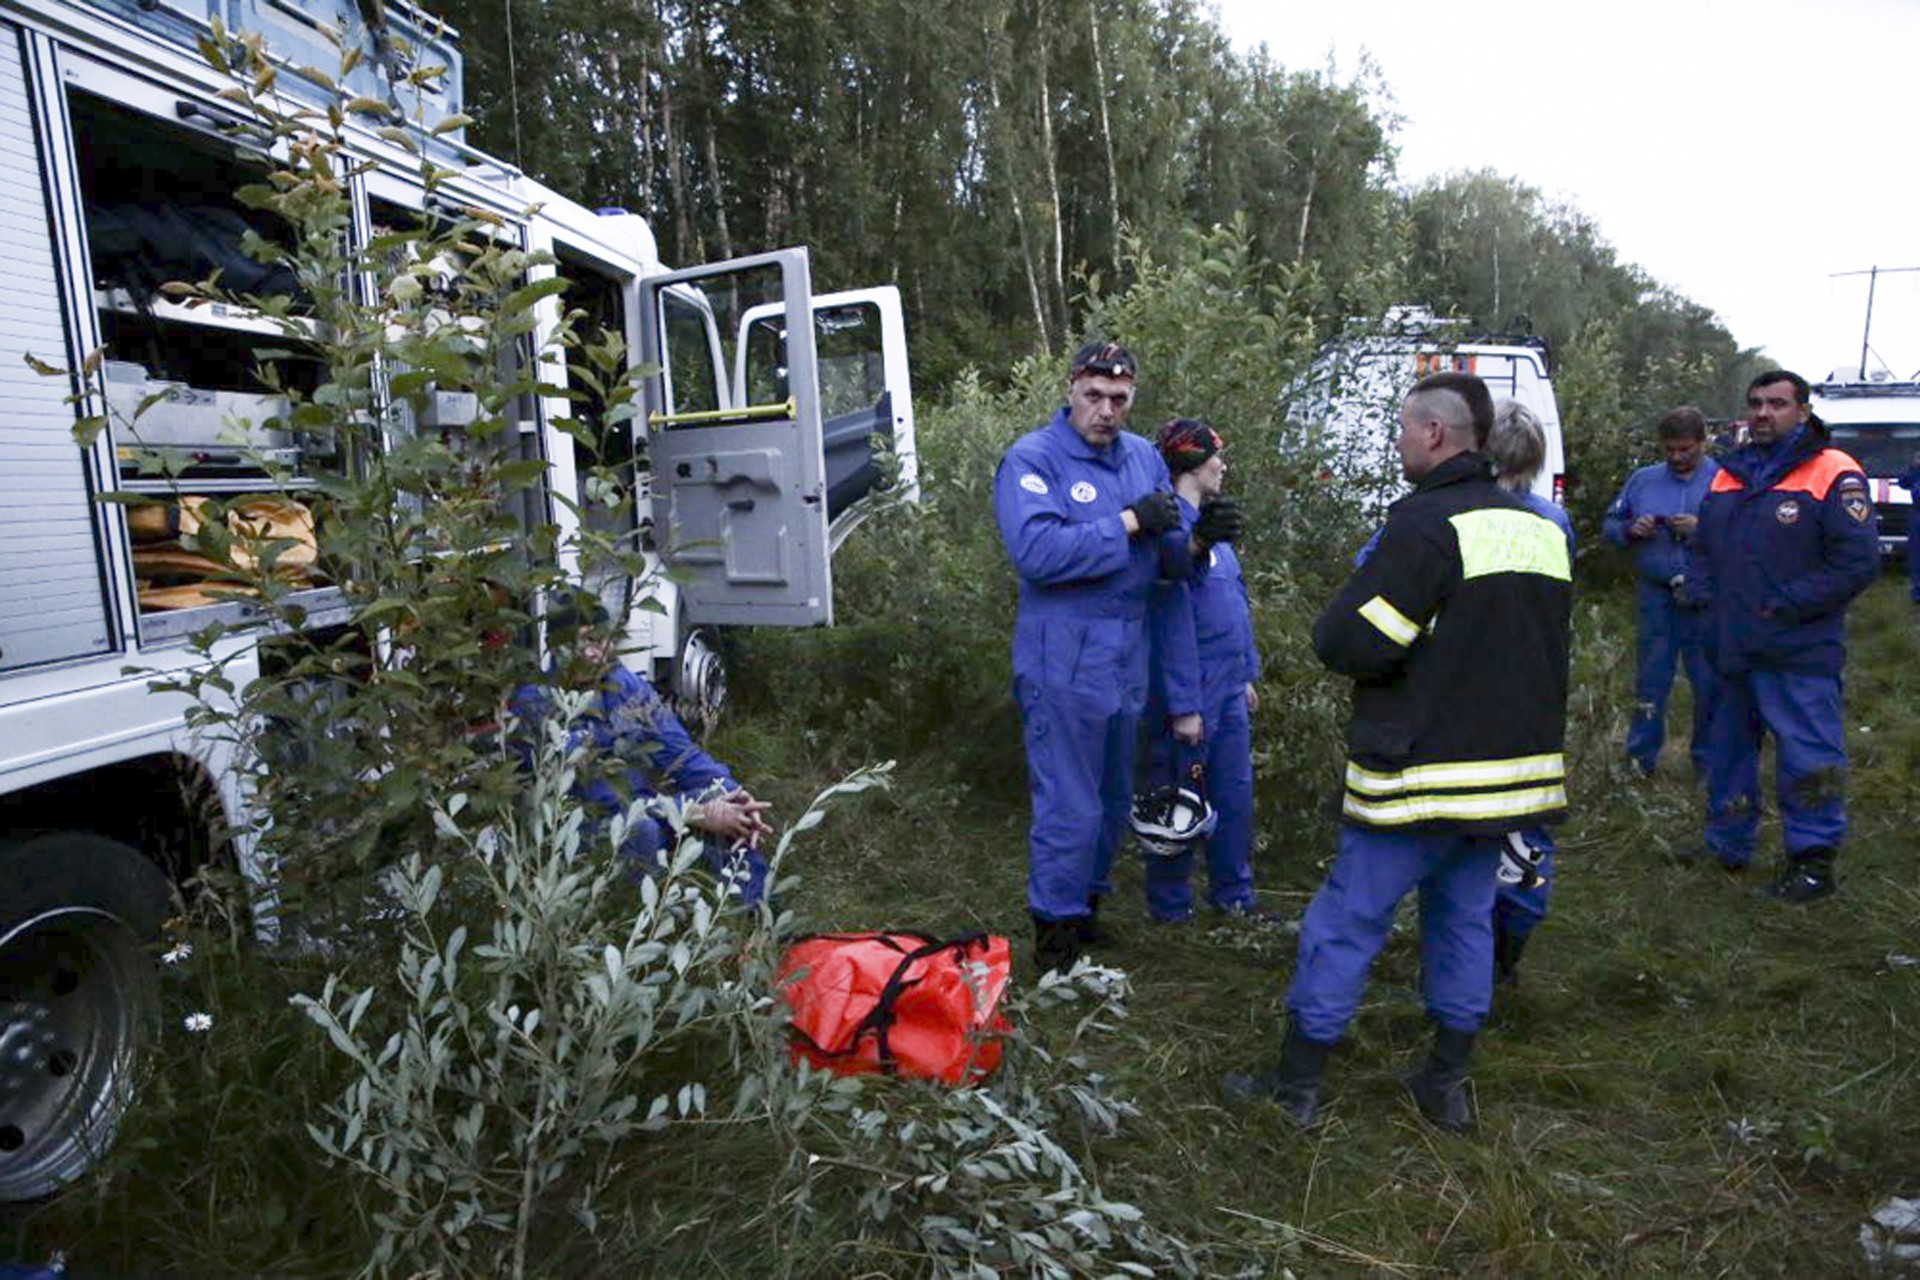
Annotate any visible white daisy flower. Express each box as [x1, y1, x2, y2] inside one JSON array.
[[183, 1012, 214, 1033], [161, 942, 193, 966]]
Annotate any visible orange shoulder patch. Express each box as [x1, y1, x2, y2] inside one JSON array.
[[1778, 449, 1865, 500], [1710, 469, 1745, 493]]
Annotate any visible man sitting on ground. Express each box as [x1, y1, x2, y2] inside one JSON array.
[[512, 601, 774, 903]]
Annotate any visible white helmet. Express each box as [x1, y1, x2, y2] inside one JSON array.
[[1497, 830, 1548, 890], [1131, 763, 1218, 858]]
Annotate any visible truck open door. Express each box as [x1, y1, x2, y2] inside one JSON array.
[[637, 249, 832, 628], [734, 286, 917, 549]]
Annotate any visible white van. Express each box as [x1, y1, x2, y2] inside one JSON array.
[[1812, 370, 1919, 557], [1287, 307, 1567, 508]]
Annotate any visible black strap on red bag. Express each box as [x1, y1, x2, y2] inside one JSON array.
[[786, 930, 994, 1075]]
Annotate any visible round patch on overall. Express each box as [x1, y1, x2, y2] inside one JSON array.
[[1019, 473, 1049, 496], [1775, 499, 1801, 525], [1070, 481, 1098, 503]]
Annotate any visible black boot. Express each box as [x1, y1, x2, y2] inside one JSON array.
[[1493, 928, 1528, 987], [1403, 1025, 1476, 1133], [1033, 914, 1084, 975], [1222, 1023, 1332, 1127], [1764, 849, 1836, 904], [1077, 894, 1119, 948]]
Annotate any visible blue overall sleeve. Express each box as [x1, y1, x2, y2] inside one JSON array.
[[1150, 576, 1202, 717], [1602, 473, 1637, 550], [1767, 470, 1880, 620], [600, 667, 736, 796], [993, 451, 1132, 586], [1312, 514, 1453, 680]]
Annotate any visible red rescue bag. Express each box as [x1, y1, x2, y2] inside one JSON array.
[[778, 931, 1012, 1084]]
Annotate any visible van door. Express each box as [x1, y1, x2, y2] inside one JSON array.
[[636, 249, 831, 627], [733, 286, 917, 547], [0, 25, 117, 673]]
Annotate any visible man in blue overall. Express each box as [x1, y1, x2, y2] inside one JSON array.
[[994, 342, 1217, 973], [1604, 407, 1720, 777], [1224, 371, 1573, 1132], [1138, 419, 1259, 921], [512, 604, 775, 903], [1682, 371, 1878, 902]]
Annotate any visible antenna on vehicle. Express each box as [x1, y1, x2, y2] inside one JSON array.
[[504, 0, 523, 169], [1830, 265, 1920, 380]]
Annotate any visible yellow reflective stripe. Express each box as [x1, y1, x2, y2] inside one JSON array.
[[1342, 784, 1568, 826], [1358, 594, 1421, 646], [1449, 508, 1571, 582], [1345, 753, 1566, 797]]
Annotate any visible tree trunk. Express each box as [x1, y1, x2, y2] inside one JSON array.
[[1088, 0, 1120, 261], [985, 22, 1051, 351], [702, 124, 734, 262], [658, 19, 693, 260], [695, 14, 729, 262], [1293, 158, 1317, 265], [1033, 15, 1067, 334]]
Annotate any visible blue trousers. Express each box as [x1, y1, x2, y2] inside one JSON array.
[[1702, 668, 1847, 864], [1493, 829, 1554, 941], [1627, 584, 1714, 775], [617, 815, 769, 905], [1019, 680, 1137, 920], [1286, 827, 1500, 1044], [1141, 691, 1255, 919]]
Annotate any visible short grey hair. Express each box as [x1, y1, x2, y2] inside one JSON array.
[[1487, 398, 1545, 492]]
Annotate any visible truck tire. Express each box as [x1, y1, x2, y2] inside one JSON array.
[[0, 833, 170, 1203], [670, 624, 727, 736]]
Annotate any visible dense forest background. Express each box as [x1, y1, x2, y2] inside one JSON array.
[[436, 0, 1767, 489]]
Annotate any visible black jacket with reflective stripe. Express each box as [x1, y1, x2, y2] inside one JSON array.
[[1312, 452, 1574, 834]]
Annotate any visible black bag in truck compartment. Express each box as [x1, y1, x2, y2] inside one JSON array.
[[88, 201, 298, 298]]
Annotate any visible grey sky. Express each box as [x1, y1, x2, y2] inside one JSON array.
[[1213, 0, 1920, 384]]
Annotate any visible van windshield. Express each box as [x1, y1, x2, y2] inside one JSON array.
[[1825, 424, 1920, 477]]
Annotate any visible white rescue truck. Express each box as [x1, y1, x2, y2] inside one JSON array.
[[0, 0, 914, 1200], [1811, 369, 1918, 557], [1287, 306, 1567, 507]]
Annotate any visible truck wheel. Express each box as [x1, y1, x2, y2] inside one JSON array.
[[0, 834, 169, 1203], [671, 625, 727, 735]]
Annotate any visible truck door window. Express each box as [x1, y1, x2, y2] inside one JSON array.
[[662, 290, 721, 416]]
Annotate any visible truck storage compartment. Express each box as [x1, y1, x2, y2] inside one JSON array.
[[102, 359, 295, 454], [69, 83, 342, 634]]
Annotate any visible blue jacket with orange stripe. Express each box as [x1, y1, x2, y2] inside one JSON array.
[[1686, 425, 1878, 676]]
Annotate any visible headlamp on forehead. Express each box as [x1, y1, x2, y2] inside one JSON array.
[[1069, 340, 1137, 382]]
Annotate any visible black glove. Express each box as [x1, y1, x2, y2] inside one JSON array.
[[1126, 490, 1180, 537], [1193, 496, 1245, 547]]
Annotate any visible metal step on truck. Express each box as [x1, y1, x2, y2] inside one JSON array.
[[0, 0, 915, 1202]]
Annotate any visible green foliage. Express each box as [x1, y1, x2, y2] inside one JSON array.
[[730, 221, 1360, 829], [287, 709, 873, 1279], [781, 964, 1197, 1278]]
